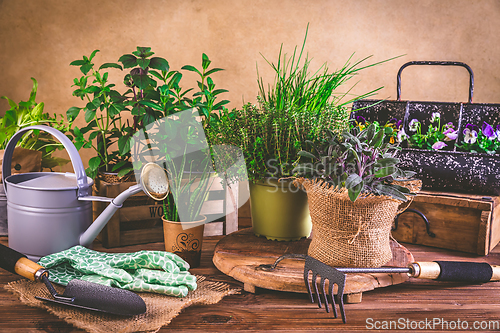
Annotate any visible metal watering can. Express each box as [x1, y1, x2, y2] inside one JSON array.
[[2, 125, 169, 261]]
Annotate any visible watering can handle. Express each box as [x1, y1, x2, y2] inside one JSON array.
[[1, 125, 91, 197], [396, 61, 474, 103]]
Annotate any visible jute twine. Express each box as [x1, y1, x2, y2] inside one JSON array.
[[5, 275, 239, 333], [295, 178, 421, 268]]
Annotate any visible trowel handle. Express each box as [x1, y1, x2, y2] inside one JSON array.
[[0, 243, 47, 281], [410, 261, 500, 282]]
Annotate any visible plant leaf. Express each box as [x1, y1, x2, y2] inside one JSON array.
[[374, 166, 397, 178], [100, 63, 123, 70], [66, 107, 81, 121], [88, 156, 101, 171], [118, 135, 131, 155], [149, 57, 169, 71], [118, 54, 137, 68], [298, 150, 317, 160], [181, 65, 202, 76]]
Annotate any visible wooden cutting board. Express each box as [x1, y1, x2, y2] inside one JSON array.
[[213, 228, 414, 303]]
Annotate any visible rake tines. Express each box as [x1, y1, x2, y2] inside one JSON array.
[[304, 256, 346, 323]]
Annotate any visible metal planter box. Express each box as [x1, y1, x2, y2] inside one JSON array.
[[351, 61, 500, 196]]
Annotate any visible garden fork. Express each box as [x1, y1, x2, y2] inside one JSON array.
[[258, 254, 500, 324], [258, 254, 347, 323], [303, 255, 346, 323]]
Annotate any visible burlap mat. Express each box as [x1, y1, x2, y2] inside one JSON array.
[[5, 276, 240, 333]]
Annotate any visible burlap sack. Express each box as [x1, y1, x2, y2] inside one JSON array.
[[5, 275, 239, 333], [295, 178, 420, 268]]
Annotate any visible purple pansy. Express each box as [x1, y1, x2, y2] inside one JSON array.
[[464, 127, 478, 144], [397, 129, 408, 143], [443, 128, 458, 141], [432, 141, 447, 150], [482, 122, 497, 140], [409, 119, 419, 132], [430, 112, 440, 123], [356, 116, 366, 124]]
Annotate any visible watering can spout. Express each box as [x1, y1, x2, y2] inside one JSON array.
[[79, 184, 144, 247], [79, 162, 170, 247]]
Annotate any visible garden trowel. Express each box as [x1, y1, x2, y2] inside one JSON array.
[[0, 243, 146, 316]]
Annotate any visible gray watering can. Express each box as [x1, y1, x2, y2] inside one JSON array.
[[2, 125, 169, 261]]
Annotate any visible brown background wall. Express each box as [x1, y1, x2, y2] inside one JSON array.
[[1, 0, 499, 167]]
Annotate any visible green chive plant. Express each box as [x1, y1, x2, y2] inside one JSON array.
[[208, 27, 395, 183]]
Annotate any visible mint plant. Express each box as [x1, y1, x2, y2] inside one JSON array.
[[67, 47, 229, 180]]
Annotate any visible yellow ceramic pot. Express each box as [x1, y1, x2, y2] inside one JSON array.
[[250, 179, 311, 241]]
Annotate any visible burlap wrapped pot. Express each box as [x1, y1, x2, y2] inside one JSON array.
[[295, 178, 420, 268]]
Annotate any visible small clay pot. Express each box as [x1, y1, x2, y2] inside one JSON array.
[[162, 216, 206, 268]]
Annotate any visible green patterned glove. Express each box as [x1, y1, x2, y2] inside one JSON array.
[[38, 246, 197, 297]]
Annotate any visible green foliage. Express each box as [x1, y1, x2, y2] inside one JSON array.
[[208, 101, 349, 182], [294, 123, 416, 202], [1, 78, 73, 170], [208, 26, 394, 183], [258, 24, 395, 116], [67, 48, 229, 180], [406, 113, 457, 151]]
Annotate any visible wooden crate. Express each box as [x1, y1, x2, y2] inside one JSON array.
[[392, 191, 500, 255], [93, 176, 239, 248]]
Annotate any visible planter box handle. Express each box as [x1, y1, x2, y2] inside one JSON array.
[[397, 61, 474, 103]]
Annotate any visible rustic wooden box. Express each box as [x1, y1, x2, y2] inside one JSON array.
[[392, 191, 500, 255], [93, 177, 239, 248]]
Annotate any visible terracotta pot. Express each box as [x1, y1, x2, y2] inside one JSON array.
[[162, 215, 206, 268]]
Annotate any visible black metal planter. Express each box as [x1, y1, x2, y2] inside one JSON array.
[[351, 61, 500, 196]]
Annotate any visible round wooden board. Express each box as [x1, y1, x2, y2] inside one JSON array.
[[213, 228, 414, 300]]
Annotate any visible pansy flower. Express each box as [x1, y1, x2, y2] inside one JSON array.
[[430, 112, 440, 123], [356, 116, 366, 124], [482, 122, 497, 140], [432, 141, 447, 150], [496, 125, 500, 141], [409, 119, 419, 132], [397, 129, 408, 143], [463, 126, 478, 144], [443, 127, 458, 141]]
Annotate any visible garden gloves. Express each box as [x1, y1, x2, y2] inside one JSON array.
[[38, 245, 197, 297]]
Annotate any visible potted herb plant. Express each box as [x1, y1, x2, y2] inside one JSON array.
[[293, 122, 420, 267], [208, 28, 391, 241], [1, 77, 72, 172], [1, 78, 73, 235], [67, 47, 229, 181], [67, 47, 231, 246], [131, 109, 216, 267]]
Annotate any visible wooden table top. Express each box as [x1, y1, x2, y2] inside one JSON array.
[[1, 232, 500, 332]]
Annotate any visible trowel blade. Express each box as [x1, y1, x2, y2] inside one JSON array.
[[36, 279, 146, 316]]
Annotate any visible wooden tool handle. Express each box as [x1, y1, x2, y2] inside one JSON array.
[[412, 261, 500, 282], [0, 243, 45, 281]]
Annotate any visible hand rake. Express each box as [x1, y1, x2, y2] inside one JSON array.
[[258, 254, 500, 323]]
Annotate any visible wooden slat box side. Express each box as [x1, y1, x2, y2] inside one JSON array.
[[92, 176, 239, 248], [92, 178, 164, 248], [392, 191, 500, 255]]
